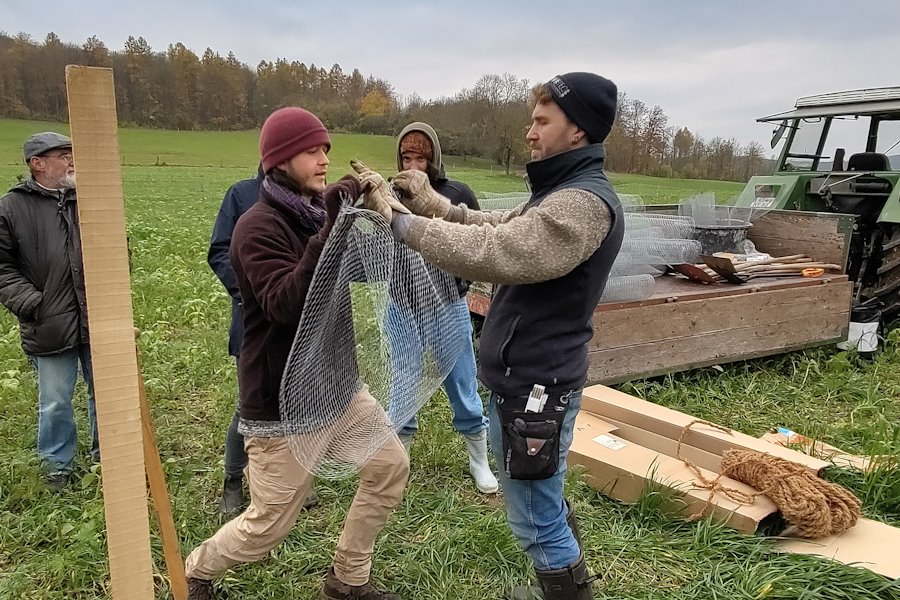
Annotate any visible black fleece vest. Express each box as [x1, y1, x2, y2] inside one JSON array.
[[478, 144, 624, 397]]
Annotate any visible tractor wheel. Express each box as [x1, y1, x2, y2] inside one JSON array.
[[872, 224, 900, 322]]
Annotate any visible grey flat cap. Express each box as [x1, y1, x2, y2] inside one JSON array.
[[23, 132, 73, 163]]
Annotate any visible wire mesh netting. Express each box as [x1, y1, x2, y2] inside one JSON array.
[[279, 202, 465, 478], [476, 191, 703, 304], [678, 192, 754, 227], [601, 201, 701, 303], [478, 191, 531, 212]]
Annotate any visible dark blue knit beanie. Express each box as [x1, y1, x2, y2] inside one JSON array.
[[547, 72, 618, 144]]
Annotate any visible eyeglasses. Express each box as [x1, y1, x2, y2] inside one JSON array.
[[42, 152, 74, 164]]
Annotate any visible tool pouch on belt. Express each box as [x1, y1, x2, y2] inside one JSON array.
[[497, 397, 567, 480]]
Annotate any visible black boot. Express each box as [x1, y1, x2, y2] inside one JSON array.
[[565, 500, 582, 549], [218, 475, 244, 515], [303, 487, 320, 510], [536, 555, 594, 600], [187, 577, 216, 599], [319, 568, 401, 599], [508, 555, 595, 600]]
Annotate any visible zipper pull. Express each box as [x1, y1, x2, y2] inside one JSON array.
[[505, 367, 511, 377]]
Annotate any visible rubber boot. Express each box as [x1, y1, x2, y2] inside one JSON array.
[[566, 500, 582, 549], [398, 433, 413, 455], [221, 476, 317, 515], [218, 475, 244, 515], [508, 554, 594, 600], [464, 431, 499, 493]]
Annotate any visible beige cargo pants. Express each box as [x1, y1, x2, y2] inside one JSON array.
[[185, 386, 410, 585]]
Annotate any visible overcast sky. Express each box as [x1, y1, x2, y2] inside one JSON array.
[[3, 0, 898, 148]]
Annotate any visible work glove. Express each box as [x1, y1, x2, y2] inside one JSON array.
[[320, 175, 361, 236], [391, 169, 452, 218], [350, 159, 410, 223]]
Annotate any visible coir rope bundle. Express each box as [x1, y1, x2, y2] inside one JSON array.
[[677, 420, 861, 538]]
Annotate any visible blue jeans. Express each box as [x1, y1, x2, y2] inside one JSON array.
[[388, 298, 487, 437], [489, 389, 582, 570], [33, 344, 99, 474]]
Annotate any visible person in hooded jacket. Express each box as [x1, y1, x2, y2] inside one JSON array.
[[0, 132, 98, 492], [207, 164, 318, 515], [386, 123, 499, 495]]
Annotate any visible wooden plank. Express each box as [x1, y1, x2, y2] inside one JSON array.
[[138, 347, 187, 600], [66, 66, 153, 599], [591, 279, 851, 350], [469, 273, 849, 314], [596, 274, 849, 312], [749, 211, 853, 270], [588, 310, 849, 384]]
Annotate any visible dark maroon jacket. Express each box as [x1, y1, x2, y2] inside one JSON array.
[[230, 186, 326, 434]]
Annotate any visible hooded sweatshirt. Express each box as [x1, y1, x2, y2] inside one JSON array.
[[396, 122, 479, 297]]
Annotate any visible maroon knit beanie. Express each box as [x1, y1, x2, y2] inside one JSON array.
[[259, 107, 331, 172]]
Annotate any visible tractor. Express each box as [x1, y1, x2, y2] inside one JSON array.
[[735, 87, 900, 319]]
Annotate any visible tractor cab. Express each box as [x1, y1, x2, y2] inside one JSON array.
[[737, 87, 900, 317], [760, 87, 900, 215]]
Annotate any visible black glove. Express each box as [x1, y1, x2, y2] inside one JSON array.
[[321, 175, 362, 236]]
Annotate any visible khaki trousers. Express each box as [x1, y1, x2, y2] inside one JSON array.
[[185, 387, 410, 585]]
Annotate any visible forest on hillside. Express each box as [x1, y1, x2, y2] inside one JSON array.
[[0, 32, 771, 181]]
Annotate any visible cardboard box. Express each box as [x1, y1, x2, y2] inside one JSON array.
[[580, 385, 831, 473], [570, 411, 783, 535], [570, 385, 900, 578], [775, 518, 900, 579], [760, 429, 883, 472]]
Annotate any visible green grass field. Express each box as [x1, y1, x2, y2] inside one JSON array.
[[0, 119, 898, 599], [0, 119, 744, 203]]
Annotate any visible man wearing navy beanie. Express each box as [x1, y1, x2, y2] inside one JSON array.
[[364, 71, 625, 599], [544, 72, 618, 145]]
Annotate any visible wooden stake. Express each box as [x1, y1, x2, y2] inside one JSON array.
[[138, 342, 188, 600], [65, 65, 153, 599]]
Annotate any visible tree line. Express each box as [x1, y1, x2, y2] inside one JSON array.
[[0, 32, 771, 181]]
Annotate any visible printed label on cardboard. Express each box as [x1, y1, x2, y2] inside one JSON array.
[[593, 434, 627, 450]]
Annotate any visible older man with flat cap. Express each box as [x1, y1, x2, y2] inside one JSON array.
[[361, 72, 624, 599], [0, 132, 98, 492]]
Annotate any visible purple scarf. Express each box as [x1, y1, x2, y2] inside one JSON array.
[[262, 176, 327, 230]]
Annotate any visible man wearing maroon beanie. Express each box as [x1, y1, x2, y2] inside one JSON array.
[[185, 107, 410, 600]]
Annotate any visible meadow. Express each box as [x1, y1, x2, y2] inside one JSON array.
[[0, 119, 898, 599]]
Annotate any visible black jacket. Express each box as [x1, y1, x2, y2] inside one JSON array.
[[208, 166, 264, 356], [478, 145, 624, 398], [0, 179, 88, 356]]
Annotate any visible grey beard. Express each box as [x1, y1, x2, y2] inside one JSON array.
[[59, 173, 76, 191]]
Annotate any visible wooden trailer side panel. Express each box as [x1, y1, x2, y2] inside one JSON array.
[[588, 278, 851, 384]]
